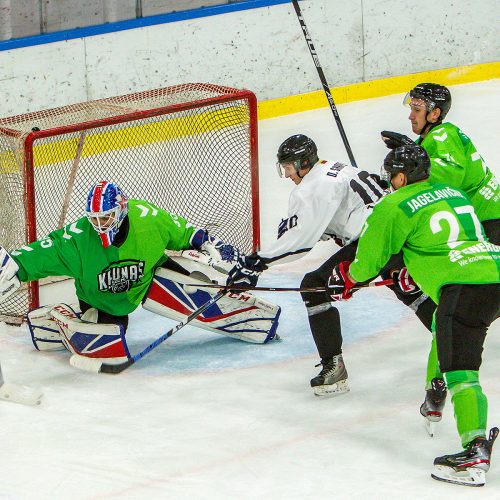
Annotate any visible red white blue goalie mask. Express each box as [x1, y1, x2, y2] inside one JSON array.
[[86, 181, 128, 248]]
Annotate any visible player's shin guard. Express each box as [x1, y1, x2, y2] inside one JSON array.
[[444, 370, 488, 448], [425, 334, 443, 385], [49, 304, 131, 365]]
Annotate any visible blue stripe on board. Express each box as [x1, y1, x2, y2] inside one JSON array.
[[0, 0, 290, 52]]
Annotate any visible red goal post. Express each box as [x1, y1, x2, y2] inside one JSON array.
[[0, 83, 260, 323]]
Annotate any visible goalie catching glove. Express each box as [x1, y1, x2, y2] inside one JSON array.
[[227, 253, 268, 289], [0, 246, 20, 303], [327, 261, 356, 301], [190, 229, 240, 274], [381, 131, 415, 150]]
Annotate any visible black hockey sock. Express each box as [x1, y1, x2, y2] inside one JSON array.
[[307, 306, 342, 360]]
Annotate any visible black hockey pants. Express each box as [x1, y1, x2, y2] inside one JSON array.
[[79, 299, 130, 332], [300, 241, 434, 360], [436, 283, 500, 372]]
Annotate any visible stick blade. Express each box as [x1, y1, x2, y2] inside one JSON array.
[[70, 354, 102, 373]]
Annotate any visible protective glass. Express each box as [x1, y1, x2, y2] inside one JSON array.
[[380, 164, 392, 184], [275, 160, 300, 178], [402, 92, 435, 112]]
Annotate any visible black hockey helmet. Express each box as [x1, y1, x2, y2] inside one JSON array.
[[276, 134, 319, 177], [403, 83, 452, 120], [382, 145, 431, 185]]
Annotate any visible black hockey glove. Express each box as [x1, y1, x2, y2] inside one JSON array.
[[227, 253, 268, 290], [391, 267, 420, 295], [327, 261, 356, 301], [381, 131, 414, 150]]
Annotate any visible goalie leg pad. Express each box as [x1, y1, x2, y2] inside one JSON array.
[[143, 267, 281, 344], [27, 304, 81, 352], [49, 304, 131, 364]]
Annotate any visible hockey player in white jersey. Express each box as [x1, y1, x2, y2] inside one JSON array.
[[228, 135, 384, 395], [228, 134, 436, 396]]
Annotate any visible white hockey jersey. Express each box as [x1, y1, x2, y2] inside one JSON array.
[[259, 160, 386, 263]]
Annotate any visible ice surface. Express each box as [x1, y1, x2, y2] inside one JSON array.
[[1, 80, 499, 499]]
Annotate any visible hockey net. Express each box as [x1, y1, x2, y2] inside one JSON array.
[[0, 83, 259, 323]]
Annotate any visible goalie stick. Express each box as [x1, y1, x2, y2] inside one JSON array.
[[70, 288, 229, 375], [291, 0, 358, 168], [195, 278, 394, 293], [0, 362, 43, 406]]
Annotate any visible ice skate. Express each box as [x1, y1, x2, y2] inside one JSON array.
[[420, 377, 446, 437], [310, 354, 349, 397], [431, 427, 499, 487]]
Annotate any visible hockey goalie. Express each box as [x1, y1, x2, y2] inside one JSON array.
[[0, 181, 281, 369]]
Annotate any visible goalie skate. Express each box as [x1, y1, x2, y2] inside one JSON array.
[[310, 355, 349, 397], [431, 427, 499, 487], [0, 364, 42, 406]]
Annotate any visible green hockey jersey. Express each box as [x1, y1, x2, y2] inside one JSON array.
[[12, 200, 195, 315], [417, 122, 499, 222], [350, 182, 500, 304]]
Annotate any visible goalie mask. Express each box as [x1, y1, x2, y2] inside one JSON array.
[[276, 134, 319, 177], [86, 181, 128, 248]]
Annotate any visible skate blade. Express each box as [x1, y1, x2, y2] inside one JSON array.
[[431, 465, 485, 487], [0, 382, 43, 406], [313, 379, 349, 398], [424, 418, 436, 437]]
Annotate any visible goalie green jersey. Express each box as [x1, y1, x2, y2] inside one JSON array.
[[12, 200, 195, 315], [417, 122, 500, 222], [350, 182, 500, 304]]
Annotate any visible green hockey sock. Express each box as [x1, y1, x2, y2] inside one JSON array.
[[444, 370, 488, 447], [425, 334, 443, 389]]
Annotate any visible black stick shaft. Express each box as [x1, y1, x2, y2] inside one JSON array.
[[195, 279, 394, 293], [291, 0, 358, 168], [100, 289, 228, 374]]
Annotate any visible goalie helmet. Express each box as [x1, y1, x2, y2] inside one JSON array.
[[382, 145, 431, 185], [403, 83, 452, 120], [86, 181, 128, 248], [276, 134, 319, 177]]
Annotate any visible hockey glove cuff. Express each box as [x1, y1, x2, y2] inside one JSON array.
[[391, 267, 420, 295], [327, 261, 355, 301], [381, 131, 415, 150]]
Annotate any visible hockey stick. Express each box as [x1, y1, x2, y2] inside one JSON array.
[[70, 288, 229, 375], [195, 278, 394, 293], [291, 0, 358, 168]]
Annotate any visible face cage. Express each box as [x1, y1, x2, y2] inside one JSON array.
[[276, 159, 302, 178], [86, 206, 122, 234], [403, 92, 436, 113]]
